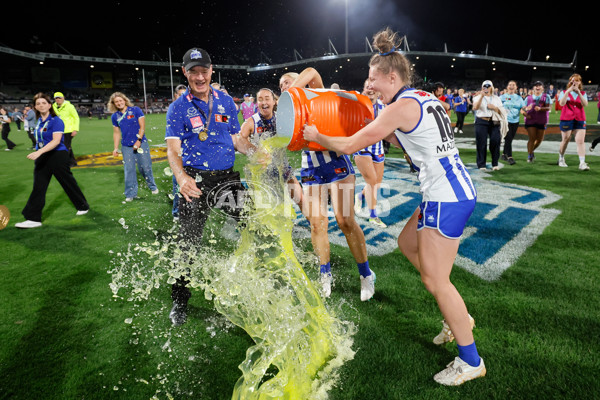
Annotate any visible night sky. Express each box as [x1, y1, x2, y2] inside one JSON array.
[[3, 0, 596, 80]]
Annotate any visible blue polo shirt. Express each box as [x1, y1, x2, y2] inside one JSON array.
[[112, 106, 146, 146], [35, 115, 68, 152], [500, 93, 526, 123], [452, 96, 468, 113], [165, 88, 240, 170]]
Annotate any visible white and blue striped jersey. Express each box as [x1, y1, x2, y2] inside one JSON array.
[[301, 150, 348, 169], [355, 99, 385, 156], [392, 88, 476, 202]]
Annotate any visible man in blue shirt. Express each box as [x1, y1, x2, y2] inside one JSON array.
[[165, 47, 255, 325]]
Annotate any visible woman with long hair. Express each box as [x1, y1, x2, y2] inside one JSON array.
[[557, 74, 589, 170], [108, 92, 159, 201], [16, 93, 89, 228], [523, 81, 551, 163], [303, 27, 484, 386], [280, 68, 375, 302], [500, 80, 525, 164]]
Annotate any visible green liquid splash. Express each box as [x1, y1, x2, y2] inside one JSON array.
[[110, 136, 355, 399], [213, 136, 356, 399]]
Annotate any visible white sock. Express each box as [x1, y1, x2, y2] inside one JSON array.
[[559, 154, 565, 161], [579, 156, 586, 163]]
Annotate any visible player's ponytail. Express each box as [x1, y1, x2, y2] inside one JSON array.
[[370, 27, 413, 86]]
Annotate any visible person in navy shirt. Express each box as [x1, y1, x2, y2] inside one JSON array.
[[108, 92, 158, 202], [165, 47, 255, 325], [16, 93, 89, 228]]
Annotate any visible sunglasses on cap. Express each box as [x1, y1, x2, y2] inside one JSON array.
[[482, 84, 492, 88]]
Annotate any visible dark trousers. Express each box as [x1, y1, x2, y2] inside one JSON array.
[[475, 119, 501, 168], [503, 122, 519, 157], [22, 150, 89, 222], [591, 136, 600, 149], [455, 111, 467, 130], [27, 128, 37, 147], [2, 125, 15, 149], [63, 132, 77, 166], [172, 167, 247, 303]]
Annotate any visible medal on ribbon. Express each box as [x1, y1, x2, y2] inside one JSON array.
[[198, 128, 208, 141]]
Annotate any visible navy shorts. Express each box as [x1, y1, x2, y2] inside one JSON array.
[[353, 150, 385, 163], [300, 154, 355, 186], [417, 199, 476, 239], [560, 120, 586, 131]]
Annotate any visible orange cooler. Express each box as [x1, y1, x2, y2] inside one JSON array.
[[277, 87, 374, 151]]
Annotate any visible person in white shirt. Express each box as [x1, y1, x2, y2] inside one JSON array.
[[472, 80, 503, 171]]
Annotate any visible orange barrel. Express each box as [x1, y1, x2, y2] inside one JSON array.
[[277, 87, 374, 151]]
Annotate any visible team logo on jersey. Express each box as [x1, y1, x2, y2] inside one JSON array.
[[187, 107, 199, 118], [217, 104, 225, 114], [291, 157, 561, 281]]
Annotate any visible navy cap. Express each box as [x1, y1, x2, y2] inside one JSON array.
[[182, 48, 211, 70]]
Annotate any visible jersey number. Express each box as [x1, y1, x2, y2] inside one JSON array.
[[427, 105, 454, 142]]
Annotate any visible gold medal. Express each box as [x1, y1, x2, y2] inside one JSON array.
[[198, 129, 208, 141]]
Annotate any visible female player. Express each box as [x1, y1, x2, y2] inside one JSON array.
[[280, 68, 375, 301], [303, 27, 485, 386], [353, 79, 387, 228], [239, 87, 304, 207], [557, 74, 589, 170]]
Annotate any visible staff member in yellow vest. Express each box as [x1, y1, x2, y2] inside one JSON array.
[[52, 92, 80, 167]]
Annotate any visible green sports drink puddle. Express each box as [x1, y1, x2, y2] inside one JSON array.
[[110, 136, 356, 399]]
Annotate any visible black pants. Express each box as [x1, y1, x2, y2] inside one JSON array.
[[2, 125, 15, 149], [22, 150, 89, 222], [475, 119, 501, 168], [591, 136, 600, 149], [63, 132, 77, 166], [503, 122, 519, 157], [27, 128, 37, 147], [455, 111, 467, 131], [172, 167, 247, 303]]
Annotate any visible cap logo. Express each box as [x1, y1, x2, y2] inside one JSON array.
[[190, 50, 202, 60]]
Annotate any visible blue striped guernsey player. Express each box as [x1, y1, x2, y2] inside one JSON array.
[[302, 27, 486, 386]]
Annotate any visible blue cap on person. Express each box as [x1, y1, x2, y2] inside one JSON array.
[[244, 93, 250, 97], [182, 48, 212, 70], [53, 92, 64, 99]]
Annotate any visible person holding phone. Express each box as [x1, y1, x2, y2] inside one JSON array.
[[557, 74, 589, 170]]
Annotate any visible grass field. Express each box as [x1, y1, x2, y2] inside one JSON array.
[[0, 107, 599, 400]]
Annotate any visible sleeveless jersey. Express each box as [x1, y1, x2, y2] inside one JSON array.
[[250, 112, 277, 145], [392, 88, 476, 202], [355, 99, 385, 156]]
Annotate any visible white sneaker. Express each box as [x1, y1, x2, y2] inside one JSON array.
[[320, 272, 332, 298], [151, 189, 159, 194], [368, 217, 387, 228], [558, 159, 568, 167], [433, 314, 475, 345], [433, 357, 486, 386], [590, 146, 595, 152], [354, 193, 362, 215], [76, 209, 89, 215], [360, 271, 375, 301], [125, 197, 134, 202], [579, 162, 590, 171], [458, 130, 463, 134], [453, 127, 458, 134], [15, 220, 42, 229]]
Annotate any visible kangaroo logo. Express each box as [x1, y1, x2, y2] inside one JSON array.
[[292, 158, 561, 281]]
